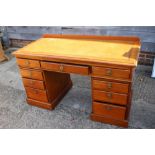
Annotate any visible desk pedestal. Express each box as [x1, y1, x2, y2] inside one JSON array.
[[25, 71, 73, 110]]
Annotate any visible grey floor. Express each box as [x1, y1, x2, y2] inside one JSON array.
[[0, 52, 155, 128]]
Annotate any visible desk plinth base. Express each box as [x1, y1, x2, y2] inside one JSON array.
[[90, 113, 128, 128], [27, 98, 53, 110], [27, 81, 73, 110]]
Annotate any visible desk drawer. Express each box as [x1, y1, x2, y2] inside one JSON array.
[[17, 58, 40, 69], [22, 78, 45, 90], [41, 62, 89, 75], [92, 67, 130, 79], [92, 80, 129, 94], [25, 87, 48, 102], [93, 90, 128, 105], [20, 69, 43, 80], [92, 102, 126, 120]]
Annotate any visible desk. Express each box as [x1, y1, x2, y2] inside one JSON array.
[[13, 34, 140, 127]]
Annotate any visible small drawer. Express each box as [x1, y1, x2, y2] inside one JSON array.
[[17, 58, 40, 69], [93, 90, 128, 105], [92, 67, 130, 79], [20, 69, 43, 80], [41, 62, 89, 75], [41, 62, 60, 71], [22, 78, 45, 90], [25, 87, 48, 102], [92, 80, 129, 94], [92, 102, 126, 120], [63, 64, 89, 75]]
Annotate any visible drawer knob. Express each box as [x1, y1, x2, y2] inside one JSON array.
[[60, 65, 64, 72], [106, 68, 112, 76], [107, 82, 112, 89], [107, 93, 112, 99]]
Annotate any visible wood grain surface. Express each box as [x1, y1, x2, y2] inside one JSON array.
[[13, 35, 140, 67], [13, 34, 141, 127]]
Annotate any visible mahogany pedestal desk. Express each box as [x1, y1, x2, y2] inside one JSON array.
[[13, 34, 140, 127]]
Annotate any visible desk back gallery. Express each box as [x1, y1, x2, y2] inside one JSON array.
[[13, 34, 141, 127]]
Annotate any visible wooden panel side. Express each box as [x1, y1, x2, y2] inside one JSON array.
[[43, 71, 72, 102], [42, 34, 140, 45]]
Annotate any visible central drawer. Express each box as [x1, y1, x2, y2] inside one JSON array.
[[41, 62, 90, 75], [93, 90, 128, 105]]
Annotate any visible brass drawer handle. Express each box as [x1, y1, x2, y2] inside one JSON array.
[[34, 89, 38, 94], [25, 60, 30, 66], [29, 71, 32, 78], [107, 93, 112, 99], [107, 82, 112, 89], [30, 80, 34, 85], [105, 106, 112, 110], [106, 68, 112, 76], [60, 65, 64, 72]]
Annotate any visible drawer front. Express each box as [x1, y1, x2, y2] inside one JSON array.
[[25, 87, 48, 102], [41, 62, 61, 71], [92, 80, 129, 94], [92, 67, 130, 79], [20, 69, 43, 80], [93, 90, 128, 105], [17, 58, 40, 69], [63, 64, 89, 75], [22, 78, 45, 90], [41, 62, 89, 75], [92, 102, 126, 120]]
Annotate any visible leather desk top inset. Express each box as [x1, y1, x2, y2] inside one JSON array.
[[14, 35, 140, 67]]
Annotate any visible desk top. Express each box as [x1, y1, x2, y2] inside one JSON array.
[[13, 35, 140, 67]]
